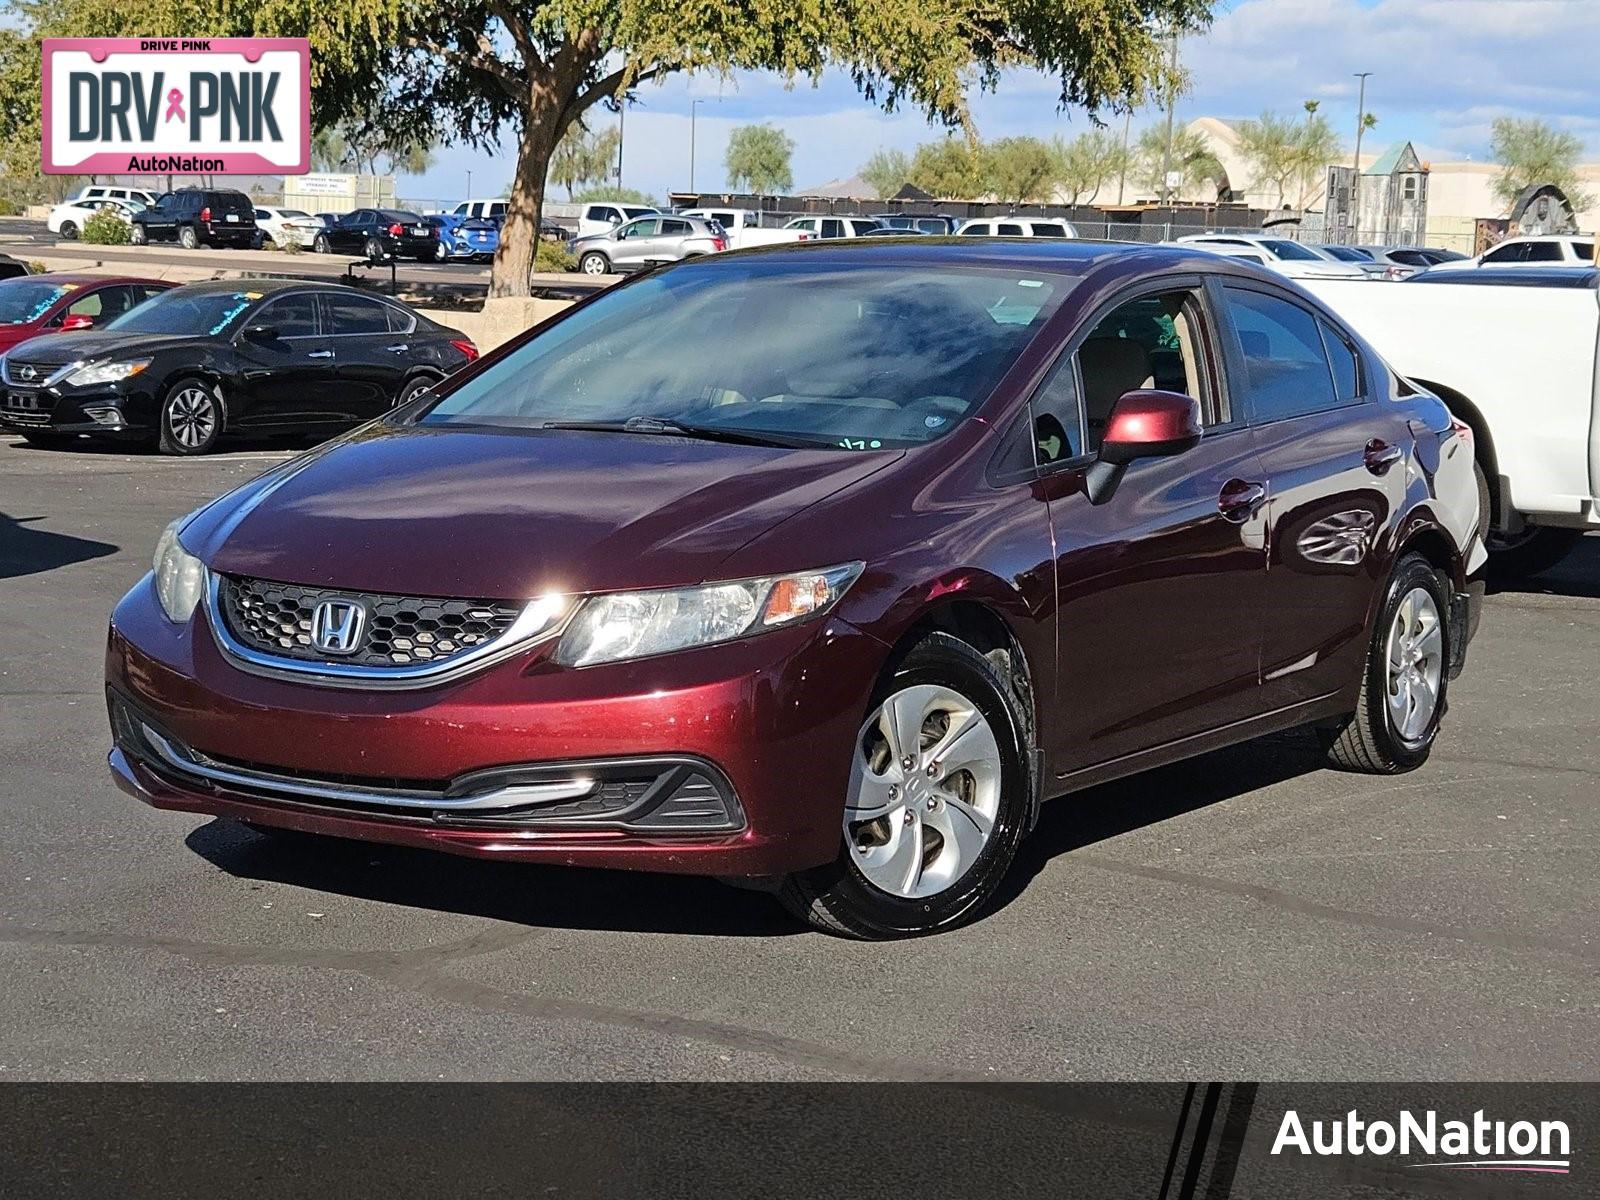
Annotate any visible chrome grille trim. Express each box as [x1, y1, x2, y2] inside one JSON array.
[[204, 573, 570, 690]]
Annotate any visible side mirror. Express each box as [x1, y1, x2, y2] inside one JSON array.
[[241, 324, 280, 343], [1085, 389, 1203, 504], [60, 313, 94, 331]]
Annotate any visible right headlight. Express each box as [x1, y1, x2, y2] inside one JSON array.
[[553, 562, 864, 667], [151, 518, 206, 624], [64, 358, 150, 388]]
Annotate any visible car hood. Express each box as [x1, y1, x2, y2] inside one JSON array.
[[6, 330, 202, 366], [183, 422, 902, 599]]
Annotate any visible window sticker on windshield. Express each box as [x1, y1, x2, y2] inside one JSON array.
[[837, 437, 883, 450], [19, 287, 70, 323], [209, 296, 253, 336], [1018, 279, 1044, 288]]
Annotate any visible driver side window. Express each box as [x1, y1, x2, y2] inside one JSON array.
[[1031, 288, 1214, 467]]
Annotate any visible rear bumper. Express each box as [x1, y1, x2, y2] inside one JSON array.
[[106, 576, 886, 876]]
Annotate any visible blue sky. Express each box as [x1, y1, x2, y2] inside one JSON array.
[[399, 0, 1600, 206]]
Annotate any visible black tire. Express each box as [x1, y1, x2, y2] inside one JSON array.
[[313, 233, 330, 254], [1323, 553, 1450, 774], [579, 251, 610, 275], [777, 632, 1033, 939], [393, 375, 436, 408], [433, 239, 448, 262], [178, 225, 199, 250], [130, 223, 147, 246], [60, 220, 78, 240], [364, 237, 388, 264], [1488, 526, 1581, 579], [157, 377, 225, 456], [1472, 461, 1492, 544]]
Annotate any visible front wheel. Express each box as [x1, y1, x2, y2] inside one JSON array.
[[313, 233, 330, 254], [59, 220, 79, 240], [778, 633, 1032, 938], [1488, 526, 1581, 579], [130, 223, 147, 245], [158, 378, 225, 455], [579, 251, 610, 275], [1323, 553, 1450, 774]]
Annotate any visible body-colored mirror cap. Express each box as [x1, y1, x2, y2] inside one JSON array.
[[1100, 389, 1203, 464], [60, 313, 94, 331]]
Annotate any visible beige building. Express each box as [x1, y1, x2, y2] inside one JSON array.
[[1184, 117, 1600, 251]]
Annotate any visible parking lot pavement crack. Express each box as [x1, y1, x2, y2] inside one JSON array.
[[0, 922, 979, 1081], [1071, 854, 1597, 967]]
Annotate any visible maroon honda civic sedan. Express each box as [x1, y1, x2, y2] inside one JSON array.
[[106, 240, 1485, 937]]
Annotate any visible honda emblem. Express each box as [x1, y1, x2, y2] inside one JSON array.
[[310, 598, 366, 655]]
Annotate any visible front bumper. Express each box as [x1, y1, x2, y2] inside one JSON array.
[[0, 381, 153, 435], [106, 575, 885, 875]]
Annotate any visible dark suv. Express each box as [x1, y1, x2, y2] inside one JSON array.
[[131, 189, 258, 250], [312, 209, 438, 262]]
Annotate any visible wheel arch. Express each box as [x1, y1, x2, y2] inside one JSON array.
[[1412, 378, 1502, 526]]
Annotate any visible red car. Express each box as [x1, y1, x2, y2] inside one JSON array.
[[106, 241, 1485, 937], [0, 274, 171, 355]]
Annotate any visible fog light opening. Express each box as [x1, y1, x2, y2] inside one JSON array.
[[83, 407, 125, 428]]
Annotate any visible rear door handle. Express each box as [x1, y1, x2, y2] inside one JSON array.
[[1364, 439, 1403, 473], [1218, 479, 1267, 523], [307, 349, 334, 359], [384, 343, 410, 353]]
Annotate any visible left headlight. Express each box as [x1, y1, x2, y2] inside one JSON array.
[[554, 562, 864, 668], [152, 518, 206, 623], [64, 358, 150, 388]]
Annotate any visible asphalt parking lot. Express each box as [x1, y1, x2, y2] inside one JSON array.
[[1, 435, 1596, 1081]]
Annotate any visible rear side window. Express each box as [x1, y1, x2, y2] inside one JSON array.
[[1222, 286, 1338, 422], [997, 223, 1024, 236], [1319, 321, 1362, 401], [323, 292, 389, 334], [385, 304, 415, 334], [1030, 223, 1067, 238], [661, 218, 691, 235]]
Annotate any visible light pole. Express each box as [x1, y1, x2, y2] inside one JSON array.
[[1351, 72, 1372, 241], [690, 99, 702, 194], [466, 168, 472, 202]]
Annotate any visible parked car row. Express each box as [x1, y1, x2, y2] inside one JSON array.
[[0, 274, 475, 454]]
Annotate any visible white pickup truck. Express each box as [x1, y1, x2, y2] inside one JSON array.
[[678, 208, 811, 250], [1306, 271, 1600, 575]]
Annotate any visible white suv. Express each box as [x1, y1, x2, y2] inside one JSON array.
[[1174, 234, 1369, 279], [73, 184, 159, 209], [957, 218, 1077, 238], [1426, 234, 1594, 271]]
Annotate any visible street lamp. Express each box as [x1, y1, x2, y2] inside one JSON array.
[[1351, 72, 1373, 241], [690, 99, 702, 194]]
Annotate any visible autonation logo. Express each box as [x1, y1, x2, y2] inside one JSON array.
[[1272, 1108, 1572, 1175]]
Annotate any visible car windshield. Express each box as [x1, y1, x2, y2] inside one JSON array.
[[1322, 246, 1369, 262], [103, 288, 263, 336], [417, 261, 1069, 449], [1261, 239, 1322, 261], [0, 280, 71, 325]]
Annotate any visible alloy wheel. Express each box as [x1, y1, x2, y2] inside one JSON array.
[[581, 254, 608, 275], [165, 386, 217, 450], [844, 684, 1002, 900], [1385, 586, 1443, 746]]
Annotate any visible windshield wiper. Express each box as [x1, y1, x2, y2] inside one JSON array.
[[536, 415, 821, 449]]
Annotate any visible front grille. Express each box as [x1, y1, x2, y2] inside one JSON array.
[[2, 358, 66, 387], [218, 575, 522, 669]]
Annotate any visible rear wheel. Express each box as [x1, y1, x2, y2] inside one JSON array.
[[1323, 553, 1449, 773], [393, 375, 435, 408], [777, 633, 1031, 938], [364, 237, 388, 264], [433, 239, 449, 261], [1488, 526, 1581, 579], [178, 225, 199, 249], [158, 378, 225, 455]]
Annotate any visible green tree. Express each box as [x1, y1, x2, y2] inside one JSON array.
[[859, 148, 912, 199], [10, 0, 1213, 296], [725, 123, 794, 194], [1235, 110, 1300, 206], [982, 136, 1055, 206], [1134, 124, 1222, 198], [571, 185, 657, 205], [1052, 129, 1126, 204], [550, 123, 620, 198], [909, 137, 985, 200], [1292, 100, 1339, 211], [1489, 116, 1595, 212]]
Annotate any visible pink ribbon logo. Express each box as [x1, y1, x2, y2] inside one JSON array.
[[164, 88, 185, 123]]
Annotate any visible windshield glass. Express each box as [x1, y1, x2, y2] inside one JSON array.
[[1262, 239, 1321, 261], [104, 288, 263, 336], [1322, 246, 1369, 262], [418, 261, 1069, 449], [0, 280, 72, 325]]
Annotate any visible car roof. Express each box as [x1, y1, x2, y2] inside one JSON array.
[[692, 238, 1246, 278], [1411, 265, 1598, 287], [10, 272, 167, 288]]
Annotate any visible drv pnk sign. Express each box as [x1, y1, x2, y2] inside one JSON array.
[[42, 38, 309, 175]]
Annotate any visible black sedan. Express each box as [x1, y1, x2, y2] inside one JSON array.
[[312, 208, 438, 262], [0, 280, 477, 454]]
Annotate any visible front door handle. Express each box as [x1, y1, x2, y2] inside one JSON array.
[[1218, 478, 1267, 523], [307, 349, 334, 359], [384, 343, 410, 353], [1364, 439, 1403, 473]]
